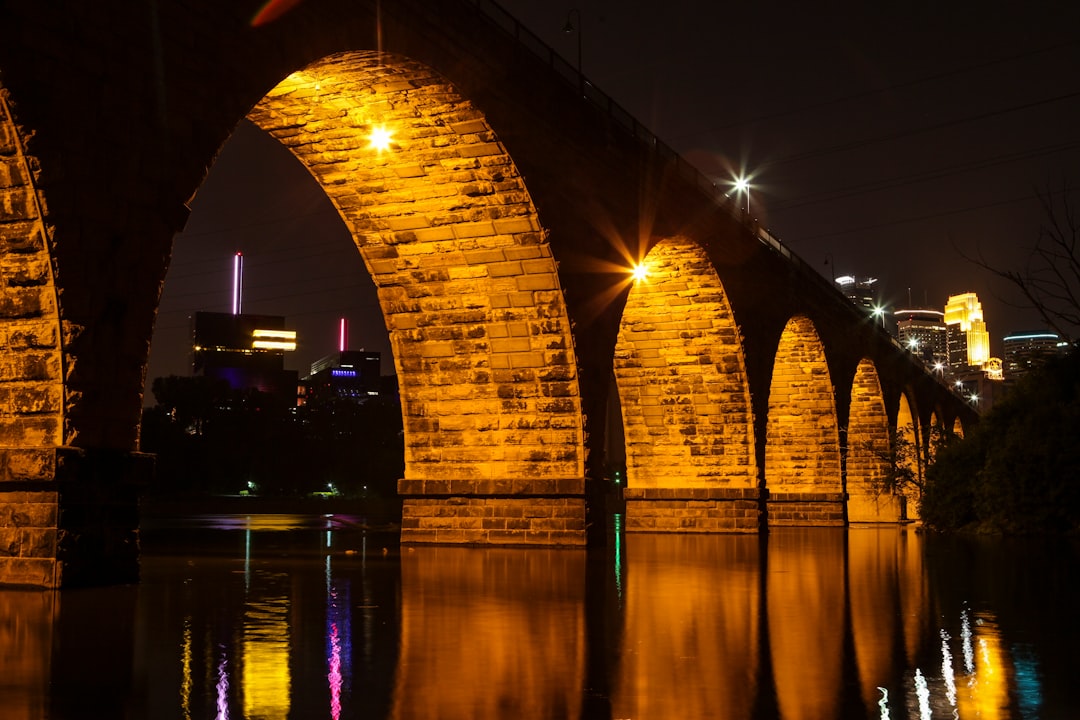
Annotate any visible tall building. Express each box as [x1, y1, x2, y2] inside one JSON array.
[[894, 307, 947, 369], [303, 350, 382, 406], [834, 275, 880, 312], [191, 311, 298, 406], [944, 292, 990, 371], [1002, 332, 1067, 376]]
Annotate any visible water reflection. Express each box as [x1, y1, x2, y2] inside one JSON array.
[[393, 546, 586, 720], [0, 516, 1074, 718]]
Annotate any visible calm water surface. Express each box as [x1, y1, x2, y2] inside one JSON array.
[[1, 514, 1076, 719]]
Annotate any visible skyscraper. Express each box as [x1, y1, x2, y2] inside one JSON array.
[[191, 311, 299, 406], [944, 292, 990, 371], [894, 307, 947, 369], [1002, 332, 1067, 376]]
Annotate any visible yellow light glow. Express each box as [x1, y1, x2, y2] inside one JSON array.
[[252, 329, 296, 339], [632, 264, 648, 282], [253, 340, 297, 351], [368, 125, 394, 153]]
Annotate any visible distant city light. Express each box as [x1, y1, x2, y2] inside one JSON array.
[[232, 252, 243, 315], [339, 317, 347, 353], [252, 328, 297, 351]]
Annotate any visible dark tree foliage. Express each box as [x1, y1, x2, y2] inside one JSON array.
[[141, 376, 404, 501], [923, 349, 1080, 533]]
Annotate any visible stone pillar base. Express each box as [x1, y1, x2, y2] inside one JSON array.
[[398, 478, 587, 546], [623, 487, 762, 533], [766, 491, 846, 526], [848, 491, 904, 523], [0, 447, 150, 588]]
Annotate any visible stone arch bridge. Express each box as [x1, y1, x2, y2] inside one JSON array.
[[0, 0, 976, 586]]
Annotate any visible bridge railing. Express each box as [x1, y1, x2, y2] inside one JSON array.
[[468, 1, 972, 402], [467, 2, 809, 264]]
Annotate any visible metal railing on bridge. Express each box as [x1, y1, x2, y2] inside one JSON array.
[[467, 3, 812, 274], [466, 0, 965, 399]]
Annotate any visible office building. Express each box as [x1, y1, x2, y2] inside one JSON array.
[[944, 292, 990, 371], [303, 350, 382, 406], [1002, 332, 1068, 377], [894, 307, 947, 369], [191, 311, 298, 406], [834, 275, 880, 312]]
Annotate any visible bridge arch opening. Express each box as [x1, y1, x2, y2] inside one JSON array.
[[614, 237, 758, 531], [846, 358, 901, 522], [952, 415, 965, 438], [896, 392, 920, 520], [764, 316, 843, 522], [145, 51, 587, 545]]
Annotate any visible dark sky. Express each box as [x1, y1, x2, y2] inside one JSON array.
[[146, 0, 1080, 395]]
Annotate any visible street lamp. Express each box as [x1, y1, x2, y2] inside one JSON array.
[[871, 304, 886, 329], [733, 176, 750, 215], [563, 9, 582, 83]]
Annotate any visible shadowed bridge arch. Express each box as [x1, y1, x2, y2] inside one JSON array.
[[0, 0, 979, 586]]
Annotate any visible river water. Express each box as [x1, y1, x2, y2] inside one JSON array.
[[1, 513, 1075, 719]]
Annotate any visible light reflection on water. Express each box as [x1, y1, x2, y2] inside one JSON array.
[[0, 518, 1075, 719]]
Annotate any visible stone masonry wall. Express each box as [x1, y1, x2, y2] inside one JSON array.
[[614, 237, 756, 490], [249, 54, 585, 491], [0, 90, 63, 452], [623, 488, 761, 533], [398, 478, 585, 545], [765, 316, 843, 503], [847, 358, 901, 522]]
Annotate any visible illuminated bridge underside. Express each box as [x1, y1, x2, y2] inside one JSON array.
[[847, 359, 902, 522], [248, 53, 586, 545], [614, 238, 759, 532], [765, 316, 844, 526]]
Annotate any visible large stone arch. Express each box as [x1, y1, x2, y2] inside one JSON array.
[[765, 315, 843, 525], [0, 88, 72, 588], [896, 391, 920, 521], [246, 53, 586, 544], [846, 358, 901, 522], [613, 237, 759, 532], [0, 90, 63, 451]]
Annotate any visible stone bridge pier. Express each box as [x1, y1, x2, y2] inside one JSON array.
[[0, 0, 977, 587]]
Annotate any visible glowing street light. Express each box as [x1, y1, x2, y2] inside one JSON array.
[[871, 305, 886, 329], [733, 176, 751, 214], [631, 263, 648, 283], [907, 337, 919, 352]]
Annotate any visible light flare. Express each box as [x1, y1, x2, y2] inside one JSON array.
[[368, 125, 394, 153]]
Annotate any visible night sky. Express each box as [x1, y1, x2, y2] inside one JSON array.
[[146, 0, 1080, 396]]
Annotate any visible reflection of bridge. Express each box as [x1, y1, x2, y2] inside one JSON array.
[[0, 0, 976, 586]]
